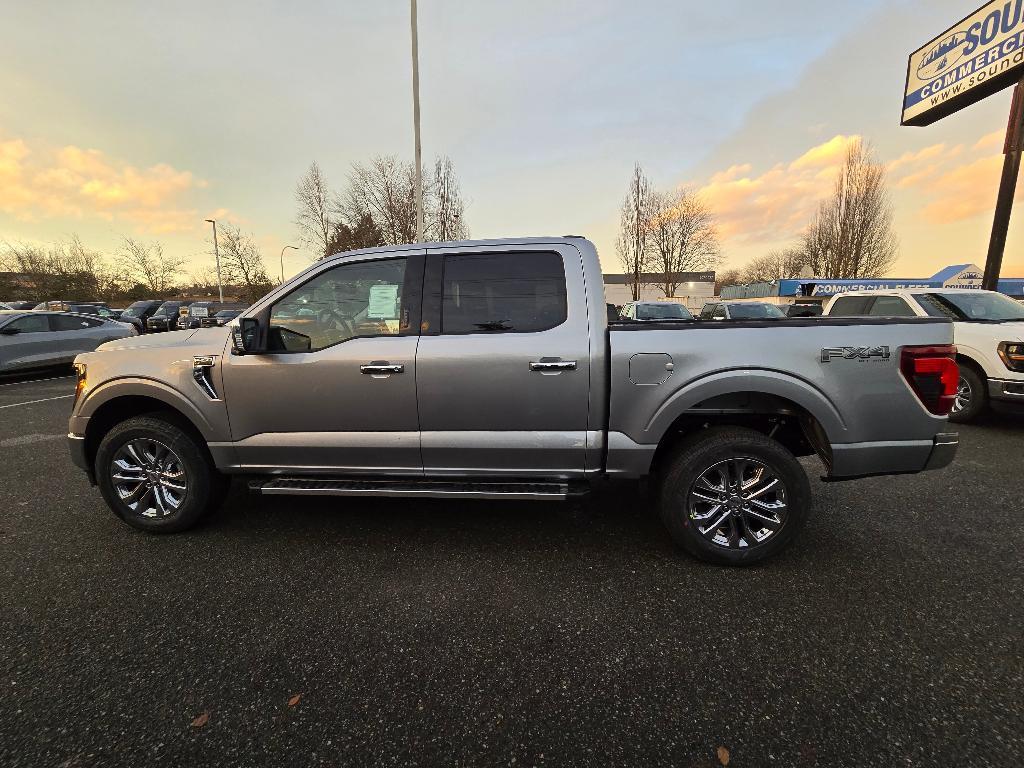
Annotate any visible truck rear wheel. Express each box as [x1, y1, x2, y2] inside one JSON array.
[[95, 415, 229, 533], [657, 427, 811, 566]]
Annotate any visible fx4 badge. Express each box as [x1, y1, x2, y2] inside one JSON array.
[[820, 346, 891, 363]]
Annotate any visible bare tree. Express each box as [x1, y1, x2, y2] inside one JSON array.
[[803, 140, 898, 279], [741, 247, 811, 284], [648, 188, 720, 297], [118, 237, 183, 294], [430, 155, 468, 242], [215, 224, 273, 303], [714, 268, 744, 295], [295, 161, 334, 258], [615, 163, 654, 302], [339, 155, 419, 246]]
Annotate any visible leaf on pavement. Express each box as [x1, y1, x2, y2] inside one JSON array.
[[717, 746, 730, 766], [191, 712, 210, 728], [288, 693, 303, 707]]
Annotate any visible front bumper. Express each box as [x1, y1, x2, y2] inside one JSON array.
[[68, 432, 96, 485], [988, 379, 1024, 414]]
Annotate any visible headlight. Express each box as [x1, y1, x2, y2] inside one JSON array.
[[998, 342, 1024, 373]]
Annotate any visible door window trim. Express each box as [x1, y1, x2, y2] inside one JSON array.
[[261, 254, 424, 355]]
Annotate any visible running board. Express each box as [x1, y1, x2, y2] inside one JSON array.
[[254, 477, 585, 501]]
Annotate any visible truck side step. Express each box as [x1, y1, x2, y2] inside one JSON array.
[[254, 477, 586, 501]]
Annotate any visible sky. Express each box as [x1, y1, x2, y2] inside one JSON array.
[[1, 0, 1022, 283]]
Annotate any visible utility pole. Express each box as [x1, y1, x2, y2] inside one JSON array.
[[411, 0, 424, 243], [205, 219, 224, 303], [983, 76, 1024, 291], [279, 245, 298, 283]]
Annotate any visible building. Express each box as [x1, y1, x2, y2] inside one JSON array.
[[603, 271, 716, 312], [721, 263, 1024, 306]]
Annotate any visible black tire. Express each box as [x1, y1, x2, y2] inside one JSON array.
[[95, 414, 229, 533], [657, 427, 812, 566], [948, 364, 986, 424]]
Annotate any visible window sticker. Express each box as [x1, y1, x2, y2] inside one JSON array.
[[367, 284, 400, 319]]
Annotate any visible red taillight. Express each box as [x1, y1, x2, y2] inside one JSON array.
[[899, 345, 958, 416]]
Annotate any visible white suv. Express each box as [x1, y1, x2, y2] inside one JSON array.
[[824, 288, 1024, 422]]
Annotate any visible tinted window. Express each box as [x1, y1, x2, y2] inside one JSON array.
[[829, 296, 874, 315], [636, 304, 691, 320], [441, 252, 567, 334], [51, 314, 99, 331], [712, 305, 727, 319], [5, 315, 49, 333], [269, 258, 408, 352], [699, 304, 717, 319], [869, 296, 916, 317], [727, 303, 785, 319]]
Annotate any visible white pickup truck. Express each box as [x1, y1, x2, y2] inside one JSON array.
[[823, 288, 1024, 422]]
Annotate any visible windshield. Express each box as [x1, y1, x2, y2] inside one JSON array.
[[917, 292, 1024, 322], [153, 303, 177, 317], [637, 304, 691, 320], [122, 302, 150, 317], [728, 303, 786, 319]]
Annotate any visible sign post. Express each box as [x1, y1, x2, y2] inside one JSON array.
[[983, 76, 1024, 290]]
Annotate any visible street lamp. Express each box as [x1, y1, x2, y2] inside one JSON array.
[[204, 218, 224, 303], [279, 245, 298, 283]]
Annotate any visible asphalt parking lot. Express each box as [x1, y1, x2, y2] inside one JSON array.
[[0, 370, 1021, 768]]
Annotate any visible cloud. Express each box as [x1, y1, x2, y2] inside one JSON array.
[[695, 135, 859, 243], [0, 131, 208, 233], [887, 133, 1006, 224]]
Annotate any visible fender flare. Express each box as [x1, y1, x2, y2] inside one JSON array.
[[641, 368, 847, 445], [80, 376, 216, 441]]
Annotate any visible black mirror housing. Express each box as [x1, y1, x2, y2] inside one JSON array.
[[232, 317, 261, 355]]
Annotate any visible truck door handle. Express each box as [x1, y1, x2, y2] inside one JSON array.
[[529, 360, 577, 372], [360, 363, 404, 375]]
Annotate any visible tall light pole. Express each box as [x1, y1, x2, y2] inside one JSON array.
[[279, 244, 298, 283], [204, 218, 224, 303], [410, 0, 424, 243]]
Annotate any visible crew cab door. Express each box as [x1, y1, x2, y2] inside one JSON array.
[[221, 252, 424, 474], [415, 244, 592, 477]]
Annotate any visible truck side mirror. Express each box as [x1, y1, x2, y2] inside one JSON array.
[[232, 317, 261, 355]]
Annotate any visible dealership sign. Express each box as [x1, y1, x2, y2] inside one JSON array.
[[903, 0, 1024, 126]]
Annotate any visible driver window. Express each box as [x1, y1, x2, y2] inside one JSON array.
[[268, 258, 408, 352]]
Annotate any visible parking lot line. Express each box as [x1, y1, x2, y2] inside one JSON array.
[[0, 374, 74, 388], [0, 394, 75, 409]]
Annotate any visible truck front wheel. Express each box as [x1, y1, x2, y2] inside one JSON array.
[[657, 427, 811, 566], [95, 415, 229, 533]]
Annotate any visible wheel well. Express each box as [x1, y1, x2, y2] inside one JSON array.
[[650, 391, 832, 474], [956, 354, 986, 381], [84, 396, 208, 473]]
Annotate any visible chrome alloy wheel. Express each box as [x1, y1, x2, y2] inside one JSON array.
[[687, 457, 788, 550], [110, 439, 188, 518], [951, 376, 972, 415]]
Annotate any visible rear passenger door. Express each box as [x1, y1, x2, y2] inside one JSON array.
[[415, 245, 592, 477], [49, 314, 109, 357]]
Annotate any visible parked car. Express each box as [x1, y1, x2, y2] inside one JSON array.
[[786, 303, 824, 318], [699, 301, 787, 320], [823, 288, 1024, 422], [0, 302, 11, 310], [117, 300, 164, 334], [177, 302, 248, 330], [68, 237, 958, 565], [1, 311, 135, 373], [145, 301, 193, 333], [2, 301, 38, 310], [620, 301, 693, 321], [211, 309, 244, 326]]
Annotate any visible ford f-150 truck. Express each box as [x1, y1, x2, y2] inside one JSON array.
[[68, 238, 959, 564]]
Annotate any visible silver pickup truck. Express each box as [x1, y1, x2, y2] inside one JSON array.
[[68, 237, 959, 564]]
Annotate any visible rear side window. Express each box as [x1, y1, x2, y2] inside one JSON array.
[[828, 296, 874, 315], [868, 296, 916, 317], [4, 315, 49, 333], [441, 252, 567, 334], [50, 315, 100, 331], [699, 304, 716, 319]]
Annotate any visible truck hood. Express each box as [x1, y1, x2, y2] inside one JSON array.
[[97, 326, 230, 353]]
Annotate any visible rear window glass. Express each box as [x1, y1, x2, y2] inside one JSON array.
[[727, 303, 785, 319], [441, 252, 567, 334], [828, 296, 875, 315], [869, 296, 916, 317], [636, 304, 691, 320]]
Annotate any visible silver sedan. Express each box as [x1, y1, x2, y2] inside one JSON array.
[[0, 311, 136, 373]]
